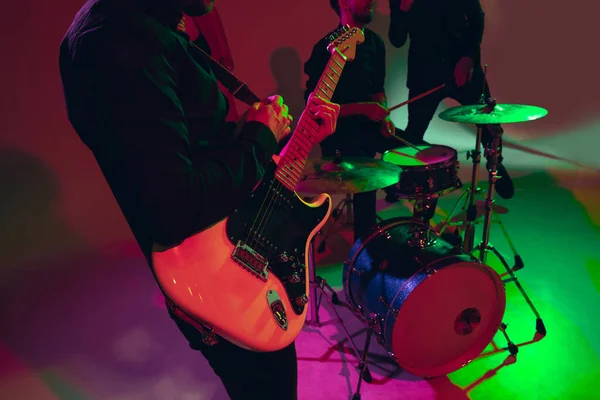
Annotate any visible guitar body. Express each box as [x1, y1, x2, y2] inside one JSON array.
[[152, 161, 331, 352], [152, 25, 364, 352]]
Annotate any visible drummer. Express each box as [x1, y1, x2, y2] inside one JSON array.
[[388, 0, 514, 199], [305, 0, 407, 241]]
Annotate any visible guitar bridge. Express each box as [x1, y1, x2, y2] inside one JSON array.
[[231, 241, 269, 281]]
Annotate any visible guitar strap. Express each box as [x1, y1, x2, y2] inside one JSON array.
[[187, 39, 261, 106]]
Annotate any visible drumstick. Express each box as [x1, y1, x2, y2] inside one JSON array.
[[385, 84, 445, 151], [391, 134, 422, 151], [389, 148, 418, 159], [388, 84, 446, 112]]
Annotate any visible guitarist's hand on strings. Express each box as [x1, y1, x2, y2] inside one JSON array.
[[304, 92, 341, 143], [245, 95, 293, 142]]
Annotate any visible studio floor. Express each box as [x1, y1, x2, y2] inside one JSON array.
[[1, 135, 599, 400]]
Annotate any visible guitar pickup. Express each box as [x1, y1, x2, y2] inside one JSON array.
[[231, 241, 269, 281]]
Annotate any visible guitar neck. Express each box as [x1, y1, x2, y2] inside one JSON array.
[[274, 49, 348, 191]]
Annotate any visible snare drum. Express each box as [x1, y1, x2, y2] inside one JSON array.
[[382, 144, 461, 198], [342, 218, 506, 377]]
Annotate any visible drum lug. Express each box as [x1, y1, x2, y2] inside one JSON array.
[[379, 230, 392, 240], [425, 267, 437, 276], [351, 267, 362, 276]]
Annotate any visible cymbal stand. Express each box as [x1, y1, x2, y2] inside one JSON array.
[[474, 128, 547, 336], [351, 314, 381, 400], [306, 240, 374, 383], [461, 125, 483, 253], [461, 65, 492, 253], [317, 193, 353, 253], [316, 150, 354, 253]]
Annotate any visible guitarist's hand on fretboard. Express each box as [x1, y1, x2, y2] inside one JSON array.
[[303, 93, 341, 144], [245, 95, 293, 143]]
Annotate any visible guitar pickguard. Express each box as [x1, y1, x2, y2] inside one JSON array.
[[226, 162, 329, 316]]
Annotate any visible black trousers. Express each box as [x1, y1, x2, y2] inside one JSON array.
[[321, 131, 402, 242], [170, 311, 298, 400], [404, 64, 503, 155]]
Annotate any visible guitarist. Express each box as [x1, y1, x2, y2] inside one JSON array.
[[305, 0, 405, 242], [59, 0, 340, 398]]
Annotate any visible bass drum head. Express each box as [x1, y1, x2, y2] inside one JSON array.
[[390, 260, 506, 378]]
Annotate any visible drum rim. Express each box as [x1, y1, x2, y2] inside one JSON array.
[[343, 218, 507, 377], [382, 144, 458, 170], [347, 217, 432, 268], [343, 218, 426, 321], [386, 261, 507, 378]]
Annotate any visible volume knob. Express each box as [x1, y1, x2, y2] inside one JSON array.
[[295, 294, 308, 306]]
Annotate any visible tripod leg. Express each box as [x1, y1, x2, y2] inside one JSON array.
[[317, 197, 349, 253], [353, 317, 377, 400], [492, 212, 525, 271], [308, 240, 322, 325], [315, 278, 373, 384], [316, 276, 340, 304], [498, 322, 519, 356], [345, 193, 354, 226], [488, 246, 547, 335], [438, 190, 469, 235]]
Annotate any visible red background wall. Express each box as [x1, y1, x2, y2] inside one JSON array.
[[0, 0, 598, 268]]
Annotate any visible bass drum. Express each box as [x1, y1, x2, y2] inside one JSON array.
[[343, 218, 506, 378]]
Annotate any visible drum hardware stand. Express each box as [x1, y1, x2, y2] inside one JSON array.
[[317, 150, 355, 253], [472, 130, 547, 336], [495, 322, 519, 357], [317, 193, 354, 253], [408, 196, 438, 247], [460, 65, 493, 253], [462, 122, 485, 253], [352, 314, 383, 400], [306, 239, 374, 383]]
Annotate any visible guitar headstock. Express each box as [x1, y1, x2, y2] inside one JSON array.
[[326, 25, 365, 62]]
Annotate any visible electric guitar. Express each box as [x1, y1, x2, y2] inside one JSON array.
[[152, 26, 365, 352]]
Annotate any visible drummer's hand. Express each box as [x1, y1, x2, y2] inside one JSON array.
[[454, 56, 474, 87], [399, 0, 415, 11], [305, 93, 340, 144], [380, 116, 395, 138], [359, 102, 390, 122]]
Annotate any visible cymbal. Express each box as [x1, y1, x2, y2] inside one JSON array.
[[438, 104, 548, 124], [295, 157, 402, 194]]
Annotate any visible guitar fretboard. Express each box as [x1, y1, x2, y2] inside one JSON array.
[[274, 49, 348, 191]]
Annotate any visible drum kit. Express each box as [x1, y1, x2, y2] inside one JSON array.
[[299, 97, 549, 399]]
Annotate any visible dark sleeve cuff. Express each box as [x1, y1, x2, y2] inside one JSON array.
[[460, 47, 479, 59], [239, 121, 278, 161]]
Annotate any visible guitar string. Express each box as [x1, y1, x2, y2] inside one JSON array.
[[244, 85, 320, 250], [251, 54, 342, 257], [251, 52, 339, 246], [251, 53, 342, 252], [251, 122, 319, 258], [242, 30, 352, 249]]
